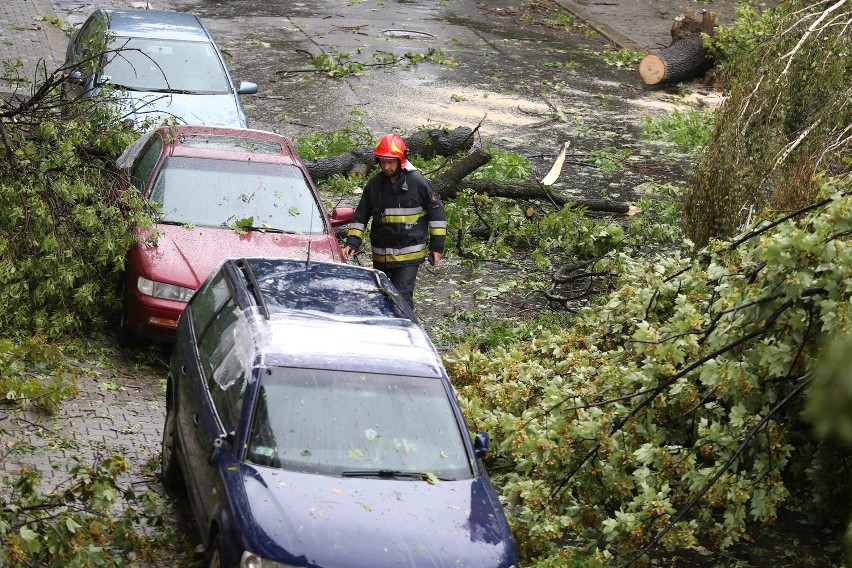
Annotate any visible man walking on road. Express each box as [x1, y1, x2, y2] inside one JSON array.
[[342, 133, 446, 308]]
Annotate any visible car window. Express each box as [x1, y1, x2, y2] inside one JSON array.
[[73, 16, 110, 77], [178, 134, 282, 155], [247, 368, 473, 480], [198, 298, 239, 381], [102, 37, 230, 93], [149, 157, 326, 233], [190, 269, 231, 337], [131, 135, 163, 191], [208, 340, 249, 434]]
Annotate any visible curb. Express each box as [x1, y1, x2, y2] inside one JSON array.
[[553, 0, 642, 51], [29, 0, 68, 69]]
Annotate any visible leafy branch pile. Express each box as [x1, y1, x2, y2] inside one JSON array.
[[685, 0, 851, 245], [1, 456, 185, 567], [0, 60, 146, 408], [0, 61, 172, 566], [445, 0, 852, 564], [448, 177, 851, 564], [0, 94, 142, 337]]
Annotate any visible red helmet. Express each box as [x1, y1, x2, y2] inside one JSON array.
[[373, 133, 407, 169]]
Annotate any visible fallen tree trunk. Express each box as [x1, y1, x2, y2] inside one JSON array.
[[428, 148, 628, 214], [638, 11, 716, 86], [306, 128, 630, 214], [446, 179, 631, 214], [304, 127, 474, 181]]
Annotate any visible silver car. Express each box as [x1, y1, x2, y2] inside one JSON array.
[[64, 9, 258, 128]]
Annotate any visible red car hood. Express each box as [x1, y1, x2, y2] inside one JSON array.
[[134, 224, 342, 290]]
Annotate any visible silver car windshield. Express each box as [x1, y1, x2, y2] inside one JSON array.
[[247, 368, 474, 479], [103, 37, 230, 93], [148, 157, 325, 233]]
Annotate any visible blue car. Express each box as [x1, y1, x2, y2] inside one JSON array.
[[161, 258, 518, 568], [64, 9, 257, 128]]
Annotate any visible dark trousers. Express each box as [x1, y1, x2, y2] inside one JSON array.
[[373, 262, 420, 309]]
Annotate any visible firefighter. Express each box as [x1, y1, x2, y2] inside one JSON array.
[[342, 133, 447, 308]]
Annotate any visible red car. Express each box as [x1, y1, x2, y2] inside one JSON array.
[[116, 125, 354, 342]]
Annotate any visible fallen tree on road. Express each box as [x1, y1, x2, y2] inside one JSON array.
[[306, 128, 631, 214]]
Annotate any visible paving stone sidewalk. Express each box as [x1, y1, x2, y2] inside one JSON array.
[[0, 344, 168, 491], [0, 0, 66, 94]]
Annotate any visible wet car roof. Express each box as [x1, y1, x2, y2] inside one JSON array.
[[231, 258, 445, 377], [117, 126, 301, 171], [101, 9, 211, 41]]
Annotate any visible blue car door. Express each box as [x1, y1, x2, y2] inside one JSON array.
[[179, 271, 238, 529]]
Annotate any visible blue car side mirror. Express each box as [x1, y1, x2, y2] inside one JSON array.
[[67, 70, 84, 85], [473, 431, 490, 459], [237, 81, 258, 95]]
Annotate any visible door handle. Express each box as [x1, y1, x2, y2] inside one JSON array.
[[181, 365, 187, 376], [193, 414, 200, 426]]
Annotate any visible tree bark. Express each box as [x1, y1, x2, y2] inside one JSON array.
[[638, 11, 716, 86], [671, 10, 716, 43], [303, 127, 475, 181], [638, 34, 710, 86], [450, 180, 631, 214]]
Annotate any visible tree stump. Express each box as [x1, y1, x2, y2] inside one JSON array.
[[638, 11, 716, 86]]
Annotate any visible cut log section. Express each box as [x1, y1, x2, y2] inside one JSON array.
[[638, 10, 716, 87], [638, 34, 709, 86]]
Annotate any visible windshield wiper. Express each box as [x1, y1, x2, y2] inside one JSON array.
[[237, 226, 292, 234], [126, 87, 195, 95], [341, 469, 444, 481]]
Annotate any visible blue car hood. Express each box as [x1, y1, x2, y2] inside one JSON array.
[[236, 465, 516, 568], [116, 91, 245, 128]]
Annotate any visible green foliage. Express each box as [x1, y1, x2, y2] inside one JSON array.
[[640, 108, 713, 155], [31, 15, 73, 35], [448, 178, 852, 562], [310, 46, 454, 78], [806, 333, 852, 444], [540, 9, 584, 33], [584, 148, 630, 173], [705, 2, 780, 77], [293, 121, 373, 160], [311, 49, 366, 78], [0, 337, 78, 413], [469, 145, 533, 181], [629, 182, 687, 245], [440, 310, 575, 353], [601, 48, 645, 69], [515, 204, 625, 258], [0, 456, 186, 566], [0, 105, 143, 338], [684, 0, 851, 245]]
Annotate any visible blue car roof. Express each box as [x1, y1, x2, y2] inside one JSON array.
[[227, 258, 446, 377], [101, 9, 211, 41]]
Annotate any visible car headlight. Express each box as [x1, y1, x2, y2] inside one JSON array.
[[137, 276, 195, 302], [241, 551, 299, 568]]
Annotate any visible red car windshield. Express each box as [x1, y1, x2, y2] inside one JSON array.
[[148, 157, 326, 233]]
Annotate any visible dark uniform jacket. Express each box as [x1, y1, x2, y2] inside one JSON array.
[[345, 167, 446, 266]]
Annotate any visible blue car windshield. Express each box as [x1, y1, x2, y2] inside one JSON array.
[[247, 368, 474, 479], [103, 36, 231, 93], [148, 157, 326, 233]]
